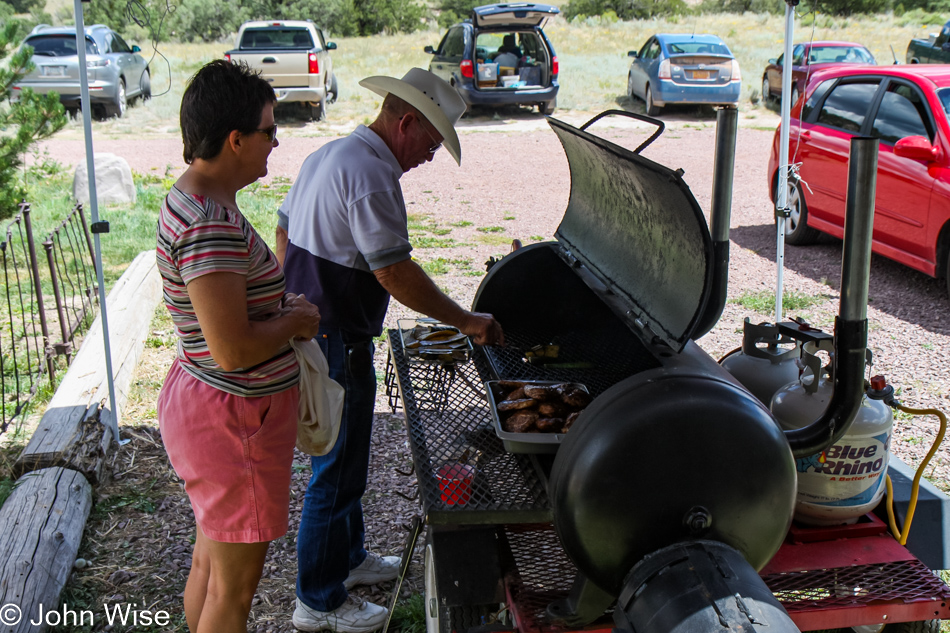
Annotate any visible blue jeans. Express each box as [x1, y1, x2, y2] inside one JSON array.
[[297, 328, 377, 611]]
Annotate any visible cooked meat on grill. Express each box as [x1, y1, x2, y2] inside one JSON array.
[[504, 411, 539, 433], [523, 384, 560, 400], [507, 386, 526, 401], [536, 417, 564, 433], [497, 398, 537, 412], [497, 380, 528, 394], [538, 402, 565, 417], [560, 385, 592, 408], [563, 411, 580, 431]]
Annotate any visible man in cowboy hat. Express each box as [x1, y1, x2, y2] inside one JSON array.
[[276, 68, 505, 633]]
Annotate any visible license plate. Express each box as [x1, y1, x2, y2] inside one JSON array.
[[691, 70, 711, 80], [41, 66, 65, 77]]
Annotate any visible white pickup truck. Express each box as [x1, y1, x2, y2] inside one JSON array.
[[225, 20, 337, 120]]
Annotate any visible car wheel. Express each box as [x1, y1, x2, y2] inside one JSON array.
[[139, 69, 151, 103], [645, 85, 661, 116], [539, 98, 556, 115], [106, 80, 127, 118], [791, 85, 800, 107], [327, 73, 338, 104], [309, 100, 326, 122], [777, 176, 820, 245], [761, 76, 771, 103]]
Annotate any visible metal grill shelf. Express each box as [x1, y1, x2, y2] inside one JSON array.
[[387, 331, 551, 525]]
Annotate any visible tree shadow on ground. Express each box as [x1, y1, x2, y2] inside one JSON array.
[[730, 223, 949, 335]]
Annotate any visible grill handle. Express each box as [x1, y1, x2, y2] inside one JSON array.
[[692, 106, 738, 339], [785, 137, 876, 458], [579, 109, 665, 153]]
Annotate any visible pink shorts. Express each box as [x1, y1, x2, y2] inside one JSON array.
[[158, 360, 299, 543]]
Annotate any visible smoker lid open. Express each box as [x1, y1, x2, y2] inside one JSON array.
[[549, 117, 714, 353]]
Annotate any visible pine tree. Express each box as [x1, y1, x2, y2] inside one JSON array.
[[0, 18, 67, 220]]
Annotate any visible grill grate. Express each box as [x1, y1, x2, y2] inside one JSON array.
[[503, 523, 612, 633], [387, 333, 551, 525], [762, 559, 950, 611], [480, 325, 661, 398]]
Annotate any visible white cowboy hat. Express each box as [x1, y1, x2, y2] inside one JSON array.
[[360, 68, 465, 165]]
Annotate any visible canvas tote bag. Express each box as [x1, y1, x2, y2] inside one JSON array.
[[291, 338, 345, 456]]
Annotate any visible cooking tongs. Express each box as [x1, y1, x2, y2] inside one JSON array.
[[579, 109, 665, 154]]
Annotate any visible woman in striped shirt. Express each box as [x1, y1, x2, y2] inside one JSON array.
[[156, 60, 321, 633]]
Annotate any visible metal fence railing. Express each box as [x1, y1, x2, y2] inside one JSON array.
[[0, 202, 98, 436]]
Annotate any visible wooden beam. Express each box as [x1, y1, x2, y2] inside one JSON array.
[[14, 250, 162, 482], [0, 467, 93, 633]]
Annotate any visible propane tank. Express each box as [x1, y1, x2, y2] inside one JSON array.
[[771, 345, 893, 526], [721, 319, 802, 407]]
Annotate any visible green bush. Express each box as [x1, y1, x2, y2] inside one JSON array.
[[563, 0, 689, 21]]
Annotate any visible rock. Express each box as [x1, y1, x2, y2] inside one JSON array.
[[73, 153, 136, 206], [74, 557, 88, 569]]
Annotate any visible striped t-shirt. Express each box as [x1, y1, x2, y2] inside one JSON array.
[[156, 186, 299, 397]]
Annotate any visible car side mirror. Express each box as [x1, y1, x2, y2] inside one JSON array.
[[425, 45, 435, 54], [131, 45, 141, 52], [326, 42, 337, 50], [769, 58, 777, 64], [893, 135, 939, 161], [627, 50, 637, 57]]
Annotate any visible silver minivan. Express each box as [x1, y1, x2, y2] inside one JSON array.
[[15, 24, 150, 119]]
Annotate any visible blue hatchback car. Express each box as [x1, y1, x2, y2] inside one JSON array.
[[626, 34, 741, 116], [425, 3, 560, 115]]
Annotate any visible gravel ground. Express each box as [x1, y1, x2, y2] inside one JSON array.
[[48, 111, 950, 632]]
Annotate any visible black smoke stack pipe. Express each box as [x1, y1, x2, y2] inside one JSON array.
[[784, 136, 876, 458], [693, 106, 737, 338]]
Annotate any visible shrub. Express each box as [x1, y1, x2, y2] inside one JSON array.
[[0, 18, 67, 220], [563, 0, 689, 21]]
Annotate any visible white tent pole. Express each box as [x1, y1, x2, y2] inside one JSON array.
[[73, 0, 122, 446], [775, 0, 798, 322]]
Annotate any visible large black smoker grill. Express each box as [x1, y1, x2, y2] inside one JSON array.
[[384, 111, 950, 633]]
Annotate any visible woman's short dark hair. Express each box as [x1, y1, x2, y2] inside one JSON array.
[[180, 60, 276, 164]]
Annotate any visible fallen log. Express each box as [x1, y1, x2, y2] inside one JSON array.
[[0, 467, 92, 633]]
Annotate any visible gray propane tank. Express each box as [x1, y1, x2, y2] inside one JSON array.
[[770, 344, 893, 526], [720, 319, 802, 407]]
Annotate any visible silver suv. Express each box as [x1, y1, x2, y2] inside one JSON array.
[[16, 24, 150, 119]]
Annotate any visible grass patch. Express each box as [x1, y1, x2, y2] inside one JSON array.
[[477, 226, 505, 233], [730, 290, 821, 315], [450, 220, 473, 227], [476, 234, 514, 247], [390, 593, 425, 633], [413, 236, 458, 248]]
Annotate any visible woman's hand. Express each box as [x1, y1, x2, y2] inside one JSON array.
[[281, 293, 321, 340]]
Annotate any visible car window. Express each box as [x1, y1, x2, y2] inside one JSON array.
[[936, 88, 950, 120], [443, 27, 465, 59], [810, 45, 874, 64], [26, 34, 96, 56], [111, 32, 132, 53], [315, 28, 328, 49], [638, 39, 655, 59], [240, 28, 314, 49], [871, 81, 933, 144], [792, 44, 805, 65], [816, 80, 880, 132], [802, 78, 836, 120], [666, 40, 729, 55], [936, 24, 950, 48], [644, 41, 661, 59]]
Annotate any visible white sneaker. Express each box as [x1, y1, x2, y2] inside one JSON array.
[[293, 596, 388, 633], [344, 552, 401, 590]]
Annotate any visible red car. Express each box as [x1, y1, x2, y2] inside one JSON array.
[[767, 65, 950, 298], [762, 41, 876, 106]]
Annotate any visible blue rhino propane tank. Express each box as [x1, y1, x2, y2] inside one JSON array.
[[770, 345, 893, 526], [720, 319, 801, 406]]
